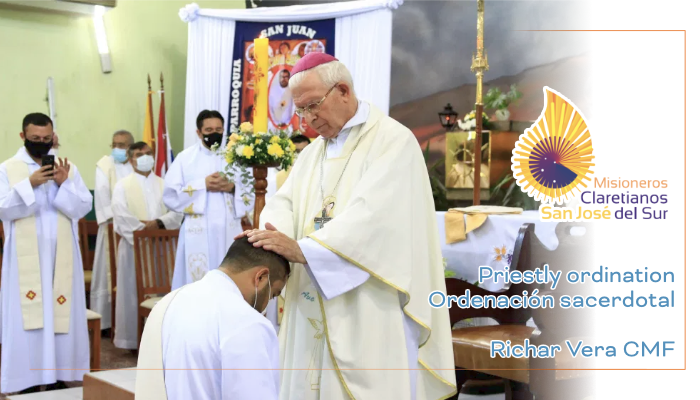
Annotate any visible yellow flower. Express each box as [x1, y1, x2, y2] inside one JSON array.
[[242, 145, 255, 159], [255, 138, 262, 145], [239, 122, 253, 133], [267, 143, 285, 158], [227, 135, 239, 149], [254, 131, 263, 137], [270, 136, 280, 144]]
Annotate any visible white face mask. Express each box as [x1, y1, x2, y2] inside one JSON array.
[[136, 155, 155, 172]]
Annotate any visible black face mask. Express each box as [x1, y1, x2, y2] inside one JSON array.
[[202, 133, 223, 149], [24, 139, 53, 158]]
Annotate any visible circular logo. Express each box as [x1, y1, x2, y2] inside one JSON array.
[[511, 87, 595, 204]]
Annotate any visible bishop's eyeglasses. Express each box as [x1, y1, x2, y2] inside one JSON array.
[[294, 85, 336, 117]]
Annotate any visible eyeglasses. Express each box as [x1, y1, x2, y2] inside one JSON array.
[[294, 85, 336, 117]]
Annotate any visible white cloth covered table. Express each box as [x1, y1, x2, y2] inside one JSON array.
[[437, 210, 559, 291]]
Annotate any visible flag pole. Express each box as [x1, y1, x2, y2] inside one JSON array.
[[147, 74, 155, 148]]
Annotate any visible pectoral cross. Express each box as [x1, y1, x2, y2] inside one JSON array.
[[313, 208, 332, 229]]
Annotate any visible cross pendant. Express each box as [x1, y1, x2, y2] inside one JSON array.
[[313, 216, 332, 229]]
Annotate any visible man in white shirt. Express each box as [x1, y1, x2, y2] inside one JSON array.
[[112, 142, 182, 350], [134, 237, 289, 400], [90, 130, 134, 330]]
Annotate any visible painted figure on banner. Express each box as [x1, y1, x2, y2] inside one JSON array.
[[240, 35, 329, 139], [241, 53, 457, 400], [163, 110, 252, 290]]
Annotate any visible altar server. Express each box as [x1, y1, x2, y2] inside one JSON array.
[[112, 142, 182, 349], [89, 130, 134, 329], [134, 237, 289, 400], [246, 54, 457, 400], [163, 110, 251, 289], [0, 113, 93, 394]]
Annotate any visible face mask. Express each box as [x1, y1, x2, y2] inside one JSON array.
[[112, 148, 128, 163], [24, 139, 53, 158], [253, 277, 272, 314], [202, 132, 223, 149], [136, 155, 155, 172]]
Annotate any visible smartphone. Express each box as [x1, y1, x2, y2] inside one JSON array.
[[42, 155, 55, 168], [42, 155, 55, 178]]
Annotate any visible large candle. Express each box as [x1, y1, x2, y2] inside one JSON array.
[[253, 37, 269, 135]]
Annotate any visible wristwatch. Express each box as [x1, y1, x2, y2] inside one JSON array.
[[156, 219, 165, 230]]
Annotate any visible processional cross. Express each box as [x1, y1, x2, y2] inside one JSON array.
[[470, 0, 489, 205]]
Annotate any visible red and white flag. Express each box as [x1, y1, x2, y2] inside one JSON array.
[[155, 89, 173, 177]]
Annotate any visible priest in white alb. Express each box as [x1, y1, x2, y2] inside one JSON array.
[[0, 113, 93, 394], [112, 142, 182, 349], [164, 110, 252, 289], [244, 54, 457, 400], [89, 130, 134, 330]]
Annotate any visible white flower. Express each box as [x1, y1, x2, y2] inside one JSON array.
[[179, 3, 200, 23], [384, 0, 404, 10], [235, 145, 244, 156]]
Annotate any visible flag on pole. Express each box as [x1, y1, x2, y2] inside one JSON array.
[[142, 75, 155, 149], [155, 87, 172, 177]]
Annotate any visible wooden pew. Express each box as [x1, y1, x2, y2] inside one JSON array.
[[133, 229, 179, 344]]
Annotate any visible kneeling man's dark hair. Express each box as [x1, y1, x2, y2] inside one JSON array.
[[221, 238, 291, 283]]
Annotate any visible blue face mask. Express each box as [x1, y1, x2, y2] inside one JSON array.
[[112, 148, 127, 163]]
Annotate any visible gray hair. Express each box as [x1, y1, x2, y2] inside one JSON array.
[[289, 60, 355, 95], [113, 130, 134, 144]]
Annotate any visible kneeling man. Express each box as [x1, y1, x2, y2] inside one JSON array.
[[135, 238, 289, 400]]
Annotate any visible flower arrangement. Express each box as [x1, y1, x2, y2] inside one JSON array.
[[216, 121, 298, 205], [457, 110, 490, 131]]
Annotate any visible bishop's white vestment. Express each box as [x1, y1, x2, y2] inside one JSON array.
[[260, 102, 457, 400], [134, 269, 280, 400], [163, 141, 251, 289], [0, 148, 93, 393], [89, 155, 133, 329], [112, 172, 182, 349]]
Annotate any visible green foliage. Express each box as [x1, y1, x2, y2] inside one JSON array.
[[484, 84, 523, 110], [489, 171, 540, 210], [423, 140, 449, 211]]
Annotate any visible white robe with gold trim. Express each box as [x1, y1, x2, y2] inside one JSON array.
[[112, 172, 182, 349], [0, 148, 92, 393], [261, 104, 457, 400], [89, 155, 133, 329], [163, 141, 252, 290]]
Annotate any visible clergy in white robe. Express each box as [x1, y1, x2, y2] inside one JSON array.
[[134, 237, 289, 400], [164, 110, 251, 290], [246, 54, 457, 400], [269, 69, 294, 128], [112, 142, 182, 349], [0, 113, 92, 394], [89, 130, 134, 329]]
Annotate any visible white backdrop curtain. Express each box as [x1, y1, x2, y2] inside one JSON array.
[[180, 0, 401, 149]]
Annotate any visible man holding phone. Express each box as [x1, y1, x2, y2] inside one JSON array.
[[0, 113, 93, 394]]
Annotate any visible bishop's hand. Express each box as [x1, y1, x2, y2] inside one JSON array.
[[246, 222, 307, 264]]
